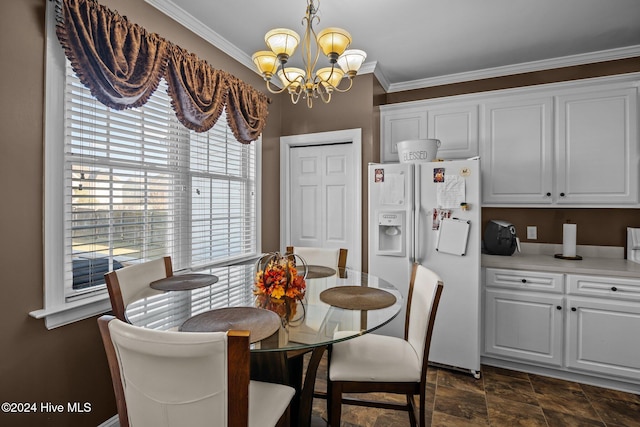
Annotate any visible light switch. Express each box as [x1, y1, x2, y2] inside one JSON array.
[[527, 226, 537, 240]]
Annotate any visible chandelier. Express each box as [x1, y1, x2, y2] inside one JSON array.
[[252, 0, 367, 108]]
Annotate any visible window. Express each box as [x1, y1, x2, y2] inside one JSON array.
[[32, 3, 261, 328]]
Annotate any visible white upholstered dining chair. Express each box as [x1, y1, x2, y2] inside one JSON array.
[[98, 315, 295, 427], [327, 263, 443, 427], [285, 246, 348, 269], [104, 256, 172, 321]]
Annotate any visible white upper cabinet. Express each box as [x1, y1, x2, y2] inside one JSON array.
[[380, 73, 640, 207], [556, 87, 638, 205], [482, 79, 638, 206], [481, 96, 554, 204], [380, 102, 478, 162], [428, 104, 479, 159], [381, 108, 427, 162]]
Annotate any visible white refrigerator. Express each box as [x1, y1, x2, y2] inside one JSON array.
[[368, 158, 481, 378]]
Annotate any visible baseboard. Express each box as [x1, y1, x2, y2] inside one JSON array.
[[481, 356, 640, 394]]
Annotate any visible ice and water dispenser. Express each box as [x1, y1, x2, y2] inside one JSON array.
[[376, 212, 405, 256]]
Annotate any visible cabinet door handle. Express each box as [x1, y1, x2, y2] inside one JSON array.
[[571, 307, 577, 312], [560, 192, 566, 197], [611, 286, 618, 291], [556, 305, 562, 310], [546, 192, 551, 197], [521, 279, 527, 283]]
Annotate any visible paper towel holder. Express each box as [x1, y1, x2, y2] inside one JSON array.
[[555, 222, 581, 260]]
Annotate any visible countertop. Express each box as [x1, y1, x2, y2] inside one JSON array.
[[482, 243, 640, 280]]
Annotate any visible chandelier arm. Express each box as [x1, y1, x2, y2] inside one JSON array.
[[290, 88, 303, 105], [316, 83, 332, 104], [329, 77, 354, 93], [264, 79, 289, 94]]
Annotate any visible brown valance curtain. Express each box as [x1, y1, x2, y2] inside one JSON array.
[[165, 47, 228, 133], [226, 77, 270, 144], [54, 0, 268, 143]]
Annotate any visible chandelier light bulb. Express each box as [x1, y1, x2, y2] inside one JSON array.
[[316, 67, 345, 91], [251, 51, 278, 80], [277, 67, 305, 90], [316, 27, 352, 62], [265, 28, 300, 62], [337, 49, 367, 77]]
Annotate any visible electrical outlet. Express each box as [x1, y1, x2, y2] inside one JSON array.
[[527, 226, 537, 240]]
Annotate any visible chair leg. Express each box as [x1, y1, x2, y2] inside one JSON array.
[[419, 387, 427, 427], [406, 394, 417, 427], [329, 381, 343, 427]]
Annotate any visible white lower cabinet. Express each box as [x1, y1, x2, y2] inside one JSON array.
[[485, 288, 563, 366], [566, 296, 640, 381], [484, 268, 640, 387], [565, 274, 640, 381]]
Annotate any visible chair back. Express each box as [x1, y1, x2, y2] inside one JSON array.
[[286, 246, 348, 269], [405, 264, 443, 373], [98, 315, 250, 427], [104, 257, 172, 321]]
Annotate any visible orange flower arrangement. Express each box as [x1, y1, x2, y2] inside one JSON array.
[[254, 252, 306, 301], [255, 252, 307, 325]]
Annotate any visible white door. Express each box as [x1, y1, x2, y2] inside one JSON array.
[[281, 129, 362, 270]]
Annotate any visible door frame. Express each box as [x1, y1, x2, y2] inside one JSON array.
[[280, 128, 362, 270]]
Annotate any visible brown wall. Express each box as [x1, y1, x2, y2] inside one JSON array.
[[482, 208, 640, 249], [0, 1, 281, 425], [384, 57, 640, 105]]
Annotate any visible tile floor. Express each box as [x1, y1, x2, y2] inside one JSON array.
[[308, 355, 640, 427]]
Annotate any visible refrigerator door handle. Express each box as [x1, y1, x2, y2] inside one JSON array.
[[415, 207, 421, 263], [413, 165, 421, 264], [410, 208, 416, 263]]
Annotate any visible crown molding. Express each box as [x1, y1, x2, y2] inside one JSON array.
[[144, 0, 256, 72], [387, 45, 640, 93]]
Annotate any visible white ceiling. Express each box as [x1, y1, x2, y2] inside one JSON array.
[[146, 0, 640, 92]]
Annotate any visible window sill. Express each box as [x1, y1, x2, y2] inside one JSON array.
[[29, 293, 112, 329]]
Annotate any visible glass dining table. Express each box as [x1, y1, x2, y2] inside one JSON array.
[[125, 261, 402, 427]]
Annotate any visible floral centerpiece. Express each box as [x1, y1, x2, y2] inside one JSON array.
[[254, 252, 307, 326]]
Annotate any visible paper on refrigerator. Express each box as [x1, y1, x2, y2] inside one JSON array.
[[437, 174, 465, 209]]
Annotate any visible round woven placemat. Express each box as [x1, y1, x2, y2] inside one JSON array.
[[150, 273, 218, 291], [303, 265, 336, 279], [179, 307, 280, 343], [319, 286, 397, 310]]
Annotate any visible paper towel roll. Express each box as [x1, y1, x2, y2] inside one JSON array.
[[563, 224, 577, 257]]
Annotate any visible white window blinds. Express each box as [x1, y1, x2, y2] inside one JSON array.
[[63, 63, 258, 300]]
